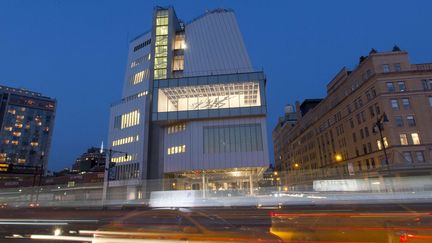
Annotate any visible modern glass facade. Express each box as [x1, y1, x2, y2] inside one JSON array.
[[152, 71, 266, 121]]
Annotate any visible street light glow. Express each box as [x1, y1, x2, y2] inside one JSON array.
[[335, 154, 343, 162]]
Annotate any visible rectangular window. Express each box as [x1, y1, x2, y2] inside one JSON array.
[[156, 17, 168, 26], [121, 110, 140, 129], [364, 127, 369, 137], [158, 82, 261, 112], [375, 103, 381, 114], [167, 145, 186, 155], [203, 124, 263, 154], [369, 106, 375, 117], [349, 118, 354, 128], [403, 152, 413, 163], [174, 34, 186, 50], [401, 98, 410, 109], [352, 132, 357, 142], [390, 99, 399, 110], [399, 134, 408, 145], [429, 96, 432, 107], [130, 56, 146, 68], [172, 56, 184, 71], [129, 70, 146, 85], [422, 79, 432, 90], [377, 137, 388, 150], [156, 26, 168, 35], [406, 115, 416, 127], [155, 46, 168, 57], [411, 133, 421, 145], [415, 151, 425, 162], [398, 81, 406, 92], [383, 64, 390, 73], [394, 63, 401, 72], [395, 116, 404, 127], [386, 82, 395, 92]]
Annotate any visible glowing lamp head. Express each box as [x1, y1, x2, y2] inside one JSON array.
[[335, 154, 343, 162]]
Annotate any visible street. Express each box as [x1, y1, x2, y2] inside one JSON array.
[[0, 203, 431, 242]]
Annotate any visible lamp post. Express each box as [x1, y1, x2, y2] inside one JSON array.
[[101, 148, 128, 205], [374, 113, 390, 172]]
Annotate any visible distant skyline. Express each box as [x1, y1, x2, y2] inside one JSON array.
[[1, 0, 432, 171]]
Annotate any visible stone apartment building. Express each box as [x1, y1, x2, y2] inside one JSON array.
[[273, 47, 432, 185]]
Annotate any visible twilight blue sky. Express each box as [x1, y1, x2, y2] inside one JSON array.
[[1, 0, 432, 171]]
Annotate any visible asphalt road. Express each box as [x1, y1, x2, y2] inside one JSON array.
[[0, 203, 431, 242]]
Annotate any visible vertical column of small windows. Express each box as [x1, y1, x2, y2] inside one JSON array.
[[154, 11, 169, 80]]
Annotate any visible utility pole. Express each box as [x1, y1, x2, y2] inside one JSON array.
[[374, 113, 390, 172], [101, 148, 128, 207]]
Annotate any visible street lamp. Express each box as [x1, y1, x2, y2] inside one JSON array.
[[101, 148, 128, 204], [374, 113, 390, 171], [335, 154, 343, 162]]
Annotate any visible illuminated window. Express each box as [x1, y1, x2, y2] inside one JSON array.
[[129, 70, 148, 85], [154, 57, 167, 69], [137, 91, 148, 97], [111, 154, 136, 163], [411, 133, 421, 145], [155, 36, 168, 46], [156, 16, 168, 26], [11, 140, 19, 145], [112, 135, 139, 147], [120, 110, 140, 129], [12, 131, 21, 137], [167, 123, 186, 134], [399, 134, 408, 145], [173, 56, 184, 71], [158, 82, 261, 112], [30, 142, 38, 147], [156, 26, 168, 35], [130, 56, 147, 68], [8, 109, 16, 115], [377, 137, 388, 150], [167, 145, 186, 155], [4, 127, 12, 131], [154, 12, 169, 80], [15, 123, 23, 128], [174, 34, 186, 50], [155, 46, 168, 57], [154, 69, 167, 80]]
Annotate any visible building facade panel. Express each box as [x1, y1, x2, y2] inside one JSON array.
[[163, 117, 269, 173]]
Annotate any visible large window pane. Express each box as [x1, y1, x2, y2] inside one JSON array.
[[157, 82, 261, 112], [203, 124, 263, 154]]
